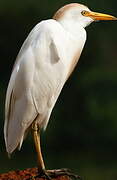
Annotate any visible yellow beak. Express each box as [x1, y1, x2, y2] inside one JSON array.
[[85, 11, 117, 21]]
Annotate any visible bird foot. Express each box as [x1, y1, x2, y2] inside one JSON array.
[[28, 168, 81, 180]]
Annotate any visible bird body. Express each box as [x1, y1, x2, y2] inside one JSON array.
[[4, 18, 87, 153], [4, 3, 117, 170]]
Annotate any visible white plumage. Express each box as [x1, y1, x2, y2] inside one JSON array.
[[4, 3, 116, 158]]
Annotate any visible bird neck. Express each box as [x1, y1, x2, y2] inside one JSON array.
[[57, 18, 85, 35]]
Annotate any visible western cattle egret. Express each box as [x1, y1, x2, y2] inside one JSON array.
[[4, 3, 117, 178]]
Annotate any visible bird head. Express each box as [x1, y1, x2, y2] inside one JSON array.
[[53, 3, 117, 28]]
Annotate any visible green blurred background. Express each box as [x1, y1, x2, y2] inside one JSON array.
[[0, 0, 117, 179]]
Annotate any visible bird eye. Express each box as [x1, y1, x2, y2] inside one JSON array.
[[81, 10, 88, 16]]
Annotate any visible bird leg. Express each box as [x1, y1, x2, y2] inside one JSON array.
[[31, 121, 81, 180], [32, 121, 45, 172]]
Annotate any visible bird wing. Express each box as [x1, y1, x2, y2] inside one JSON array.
[[4, 20, 65, 154], [30, 20, 66, 128], [4, 46, 38, 154]]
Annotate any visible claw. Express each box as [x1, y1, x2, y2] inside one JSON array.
[[27, 168, 81, 180], [39, 169, 51, 180]]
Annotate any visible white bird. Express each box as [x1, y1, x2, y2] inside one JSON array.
[[4, 3, 116, 178]]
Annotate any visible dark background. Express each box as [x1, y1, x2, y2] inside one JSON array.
[[0, 0, 117, 179]]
